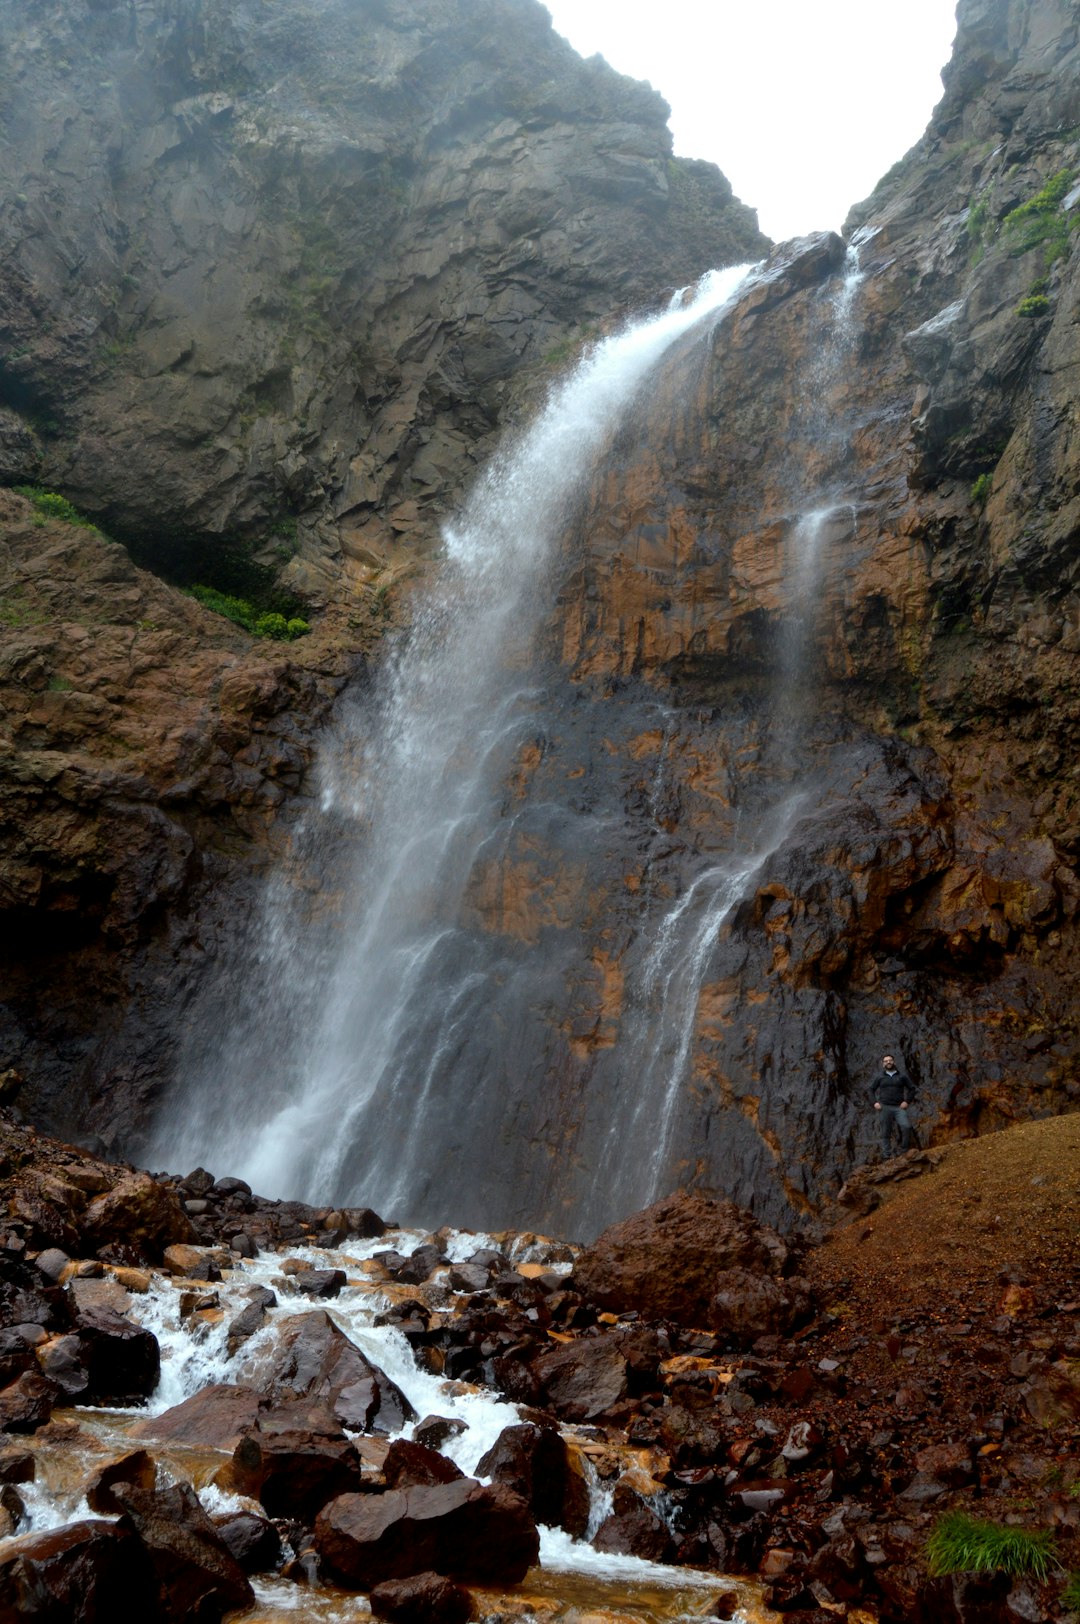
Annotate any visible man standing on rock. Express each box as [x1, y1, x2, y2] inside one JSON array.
[[873, 1054, 916, 1158]]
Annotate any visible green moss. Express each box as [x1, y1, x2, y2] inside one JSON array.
[[926, 1513, 1057, 1581], [971, 473, 992, 507]]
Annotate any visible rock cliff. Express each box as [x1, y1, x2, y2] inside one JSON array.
[[3, 0, 1080, 1238], [0, 0, 765, 595]]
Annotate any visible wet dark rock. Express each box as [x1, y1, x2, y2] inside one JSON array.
[[226, 1420, 364, 1522], [63, 1307, 160, 1405], [266, 1311, 415, 1434], [0, 1518, 156, 1621], [130, 1383, 267, 1452], [315, 1480, 539, 1589], [345, 1208, 387, 1239], [0, 1370, 58, 1433], [474, 1423, 590, 1537], [0, 1327, 39, 1388], [370, 1571, 476, 1624], [181, 1169, 216, 1197], [414, 1416, 468, 1452], [86, 1448, 157, 1513], [226, 1285, 277, 1352], [34, 1249, 71, 1284], [592, 1482, 675, 1562], [383, 1439, 466, 1490], [213, 1510, 283, 1575], [0, 1446, 34, 1484], [113, 1479, 254, 1620], [0, 1251, 71, 1331], [527, 1329, 661, 1421], [291, 1268, 346, 1299], [395, 1246, 443, 1287]]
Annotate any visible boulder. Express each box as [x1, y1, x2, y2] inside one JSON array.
[[710, 1269, 815, 1345], [82, 1173, 194, 1261], [414, 1416, 467, 1452], [370, 1571, 476, 1624], [213, 1510, 283, 1575], [383, 1438, 465, 1489], [474, 1423, 590, 1536], [529, 1330, 651, 1421], [315, 1480, 539, 1589], [130, 1383, 265, 1451], [113, 1480, 254, 1620], [0, 1519, 156, 1620], [292, 1268, 346, 1299], [86, 1449, 157, 1513], [225, 1419, 365, 1521], [0, 1370, 58, 1433], [571, 1191, 799, 1327], [60, 1307, 160, 1405], [0, 1251, 71, 1331], [266, 1311, 415, 1433], [0, 1327, 39, 1388], [592, 1483, 675, 1563]]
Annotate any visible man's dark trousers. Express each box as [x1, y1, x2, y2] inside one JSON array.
[[879, 1104, 913, 1155]]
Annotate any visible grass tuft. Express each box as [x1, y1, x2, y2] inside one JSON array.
[[926, 1513, 1057, 1581]]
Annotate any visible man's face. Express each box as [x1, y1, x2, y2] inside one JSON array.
[[883, 1055, 895, 1068]]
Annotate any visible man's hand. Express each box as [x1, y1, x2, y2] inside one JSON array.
[[900, 1101, 908, 1110], [873, 1102, 881, 1110]]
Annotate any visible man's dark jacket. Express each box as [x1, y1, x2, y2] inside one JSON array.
[[873, 1067, 913, 1107]]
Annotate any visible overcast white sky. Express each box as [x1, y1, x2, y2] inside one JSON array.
[[542, 0, 959, 242]]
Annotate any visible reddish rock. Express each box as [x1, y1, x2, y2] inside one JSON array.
[[370, 1571, 476, 1624], [0, 1370, 58, 1433], [267, 1311, 415, 1433], [0, 1518, 156, 1620], [529, 1333, 632, 1421], [592, 1483, 675, 1563], [383, 1438, 465, 1489], [315, 1480, 539, 1589], [130, 1383, 266, 1451], [64, 1307, 160, 1405], [292, 1268, 346, 1299], [572, 1191, 799, 1327], [474, 1423, 590, 1537], [226, 1421, 365, 1521], [710, 1269, 815, 1345], [82, 1173, 194, 1261], [86, 1448, 157, 1513], [113, 1479, 253, 1620]]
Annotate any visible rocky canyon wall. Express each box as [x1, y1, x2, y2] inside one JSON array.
[[2, 0, 1080, 1237]]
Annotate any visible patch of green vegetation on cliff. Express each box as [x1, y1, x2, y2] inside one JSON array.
[[1062, 1571, 1080, 1611], [0, 588, 47, 628], [971, 473, 992, 507], [926, 1512, 1057, 1581], [1016, 293, 1051, 319], [14, 486, 100, 530], [186, 584, 309, 641], [1003, 168, 1076, 267]]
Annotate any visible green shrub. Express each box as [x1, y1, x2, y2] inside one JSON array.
[[254, 611, 289, 639], [1016, 294, 1051, 318], [1063, 1571, 1080, 1611], [14, 486, 97, 529], [971, 473, 992, 507], [187, 584, 309, 641], [926, 1513, 1057, 1581]]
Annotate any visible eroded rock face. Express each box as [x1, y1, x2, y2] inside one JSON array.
[[0, 0, 766, 593]]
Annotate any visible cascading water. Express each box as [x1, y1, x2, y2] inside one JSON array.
[[155, 265, 756, 1219]]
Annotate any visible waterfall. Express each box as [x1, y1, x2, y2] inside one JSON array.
[[155, 264, 755, 1214]]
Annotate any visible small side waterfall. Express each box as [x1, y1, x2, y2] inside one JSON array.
[[155, 265, 755, 1213]]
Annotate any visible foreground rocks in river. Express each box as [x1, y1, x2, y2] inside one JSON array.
[[315, 1480, 540, 1590], [265, 1310, 416, 1433]]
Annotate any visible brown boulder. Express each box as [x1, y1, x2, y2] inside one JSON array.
[[61, 1307, 161, 1405], [592, 1483, 675, 1563], [212, 1510, 283, 1575], [529, 1333, 630, 1421], [113, 1480, 253, 1621], [710, 1269, 815, 1345], [0, 1519, 156, 1620], [0, 1370, 58, 1433], [315, 1480, 539, 1589], [266, 1311, 415, 1433], [474, 1423, 589, 1537], [571, 1190, 797, 1327], [384, 1438, 465, 1489], [130, 1383, 266, 1451], [371, 1572, 476, 1624], [86, 1448, 157, 1513], [82, 1173, 194, 1261], [226, 1419, 365, 1521]]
